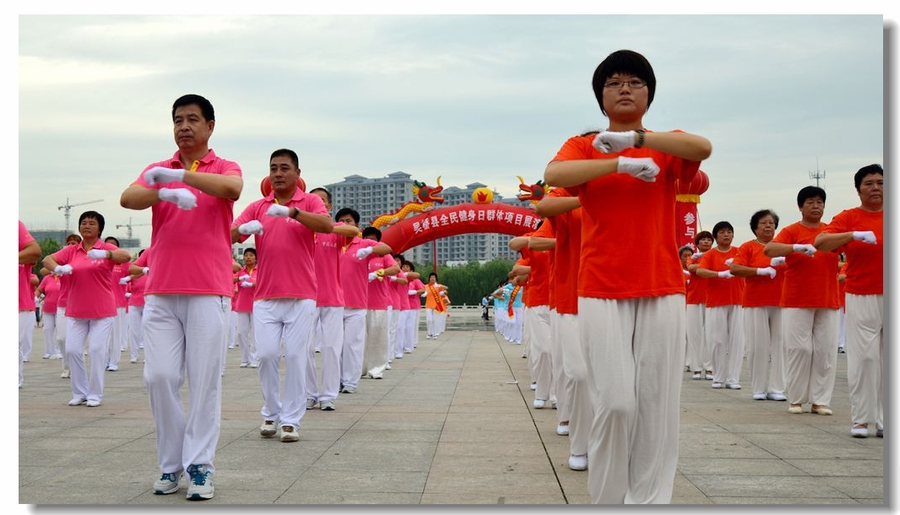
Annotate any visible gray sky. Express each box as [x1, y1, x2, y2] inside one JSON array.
[[14, 13, 888, 249]]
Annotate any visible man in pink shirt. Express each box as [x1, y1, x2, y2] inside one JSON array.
[[305, 188, 359, 411], [19, 221, 42, 388], [120, 94, 243, 501], [233, 248, 259, 368], [232, 148, 333, 443], [335, 208, 393, 392], [361, 227, 401, 379]]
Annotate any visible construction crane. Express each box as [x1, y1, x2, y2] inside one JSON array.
[[57, 198, 103, 234], [115, 217, 151, 240]]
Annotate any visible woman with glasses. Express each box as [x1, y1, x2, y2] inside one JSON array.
[[544, 49, 711, 504]]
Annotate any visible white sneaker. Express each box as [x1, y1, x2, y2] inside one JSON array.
[[86, 399, 101, 407], [280, 425, 300, 442], [533, 399, 546, 409], [260, 420, 277, 438], [248, 362, 259, 368], [568, 454, 588, 471], [556, 423, 569, 436], [320, 401, 335, 411], [725, 382, 742, 390], [42, 354, 51, 359], [153, 472, 181, 495], [239, 362, 249, 368], [530, 382, 537, 391], [68, 397, 86, 406], [185, 464, 214, 500], [691, 371, 702, 380], [61, 369, 70, 379], [306, 398, 317, 410], [752, 392, 767, 400], [766, 392, 787, 401]]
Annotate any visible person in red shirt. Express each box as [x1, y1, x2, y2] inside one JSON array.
[[814, 164, 883, 438], [543, 49, 711, 504], [730, 210, 786, 401], [696, 221, 745, 390], [764, 186, 840, 418], [685, 231, 714, 380]]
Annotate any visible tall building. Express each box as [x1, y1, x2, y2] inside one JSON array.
[[324, 173, 533, 267]]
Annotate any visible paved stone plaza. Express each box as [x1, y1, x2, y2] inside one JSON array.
[[18, 308, 885, 505]]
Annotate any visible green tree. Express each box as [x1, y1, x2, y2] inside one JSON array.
[[413, 259, 514, 306], [33, 238, 62, 275]]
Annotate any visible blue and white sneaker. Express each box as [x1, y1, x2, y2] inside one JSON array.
[[186, 464, 214, 500], [153, 472, 180, 495]]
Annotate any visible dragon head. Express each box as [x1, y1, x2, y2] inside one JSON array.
[[516, 175, 547, 204], [412, 176, 444, 204]]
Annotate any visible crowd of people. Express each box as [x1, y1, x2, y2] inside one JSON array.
[[16, 50, 883, 506]]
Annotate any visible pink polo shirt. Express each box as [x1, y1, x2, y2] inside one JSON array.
[[233, 189, 328, 301], [134, 149, 241, 297], [407, 278, 425, 310], [129, 273, 148, 308], [314, 230, 345, 308], [110, 263, 129, 309], [234, 266, 257, 312], [38, 274, 61, 313], [51, 241, 119, 319], [339, 238, 379, 310], [389, 271, 409, 310], [19, 222, 36, 312], [366, 254, 397, 310]]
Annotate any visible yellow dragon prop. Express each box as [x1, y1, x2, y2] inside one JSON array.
[[371, 176, 445, 228]]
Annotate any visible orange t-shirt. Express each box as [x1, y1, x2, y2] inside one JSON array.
[[531, 217, 557, 311], [424, 283, 446, 310], [517, 247, 551, 308], [822, 207, 883, 296], [685, 254, 708, 306], [772, 222, 840, 309], [553, 131, 699, 299], [734, 239, 784, 308], [838, 262, 848, 308], [698, 247, 744, 307], [534, 188, 582, 315]]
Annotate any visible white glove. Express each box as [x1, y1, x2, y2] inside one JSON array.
[[158, 187, 198, 210], [125, 292, 132, 298], [142, 267, 150, 275], [266, 204, 292, 217], [368, 272, 378, 282], [408, 289, 417, 295], [756, 267, 777, 279], [240, 281, 254, 288], [770, 257, 786, 266], [724, 258, 734, 266], [389, 275, 398, 282], [592, 130, 637, 153], [421, 292, 428, 298], [852, 231, 877, 244], [87, 249, 108, 260], [617, 157, 659, 182], [691, 251, 704, 260], [238, 220, 264, 235], [717, 270, 734, 279], [356, 247, 374, 260], [119, 276, 132, 285], [792, 244, 816, 257], [683, 269, 691, 276], [440, 291, 448, 297], [54, 264, 73, 275], [144, 166, 185, 185], [238, 274, 251, 281]]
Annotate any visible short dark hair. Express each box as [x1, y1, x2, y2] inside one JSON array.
[[405, 261, 416, 272], [711, 221, 733, 241], [749, 209, 779, 236], [678, 245, 694, 256], [361, 227, 381, 241], [172, 94, 214, 122], [854, 164, 883, 192], [310, 187, 332, 205], [592, 50, 657, 116], [65, 234, 82, 244], [243, 248, 256, 257], [797, 186, 826, 208], [104, 236, 120, 247], [270, 148, 299, 169], [78, 210, 105, 235], [694, 230, 713, 246], [335, 207, 360, 224], [430, 272, 439, 281]]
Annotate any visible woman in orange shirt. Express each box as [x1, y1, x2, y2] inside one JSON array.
[[685, 231, 714, 380]]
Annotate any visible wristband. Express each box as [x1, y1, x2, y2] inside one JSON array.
[[635, 129, 646, 149]]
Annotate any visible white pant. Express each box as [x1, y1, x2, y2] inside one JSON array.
[[363, 309, 388, 377], [107, 306, 126, 368], [685, 303, 707, 372], [425, 308, 438, 337], [556, 310, 593, 457], [307, 305, 343, 403], [782, 307, 839, 407], [744, 306, 785, 395], [56, 307, 69, 372], [579, 295, 685, 504], [66, 316, 113, 403], [526, 306, 553, 402], [254, 298, 316, 429], [388, 306, 399, 358], [142, 294, 228, 475], [436, 308, 447, 334], [127, 306, 144, 362], [236, 311, 257, 365], [43, 312, 59, 356], [341, 308, 367, 388], [845, 294, 883, 428], [394, 309, 411, 356], [19, 311, 35, 387], [706, 305, 743, 385]]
